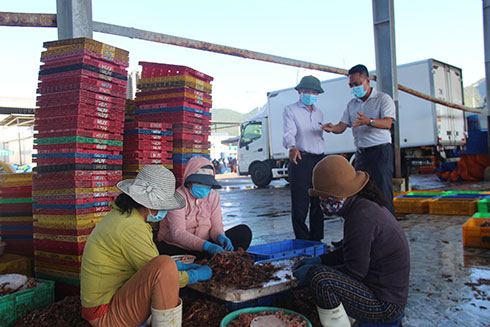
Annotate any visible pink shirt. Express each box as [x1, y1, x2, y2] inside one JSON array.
[[157, 157, 225, 251]]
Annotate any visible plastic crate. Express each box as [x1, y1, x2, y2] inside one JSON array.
[[477, 199, 490, 213], [394, 197, 432, 214], [429, 198, 478, 216], [34, 217, 103, 231], [0, 279, 54, 327], [0, 253, 33, 276], [472, 212, 490, 218], [39, 67, 127, 85], [462, 217, 490, 248], [42, 47, 129, 68], [139, 62, 213, 81], [247, 239, 326, 262]]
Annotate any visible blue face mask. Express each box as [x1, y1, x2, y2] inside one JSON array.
[[190, 183, 212, 199], [351, 85, 367, 98], [147, 209, 168, 223], [301, 93, 318, 106]]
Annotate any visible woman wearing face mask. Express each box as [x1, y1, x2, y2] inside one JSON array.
[[292, 155, 409, 327], [81, 165, 212, 327], [156, 157, 252, 259]]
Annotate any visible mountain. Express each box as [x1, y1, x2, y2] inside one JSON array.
[[464, 78, 485, 108], [211, 107, 261, 136]]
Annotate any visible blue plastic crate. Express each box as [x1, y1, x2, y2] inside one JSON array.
[[247, 239, 326, 262], [225, 290, 290, 310]]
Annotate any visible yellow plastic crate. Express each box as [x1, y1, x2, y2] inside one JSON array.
[[0, 253, 33, 276], [34, 212, 108, 222], [136, 91, 212, 104], [173, 147, 211, 154], [394, 197, 432, 214], [462, 217, 490, 248], [138, 75, 212, 93], [33, 233, 89, 242], [34, 250, 82, 263], [35, 260, 81, 273], [33, 218, 102, 230], [33, 186, 118, 196], [0, 173, 33, 182], [0, 216, 33, 222], [34, 266, 80, 280], [429, 198, 478, 216]]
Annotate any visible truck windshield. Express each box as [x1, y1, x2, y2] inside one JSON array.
[[240, 121, 262, 147]]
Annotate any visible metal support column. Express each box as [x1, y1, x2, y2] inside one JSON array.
[[372, 0, 401, 179], [56, 0, 93, 39], [483, 0, 490, 169]]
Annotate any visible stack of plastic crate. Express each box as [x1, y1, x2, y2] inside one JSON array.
[[125, 99, 135, 122], [134, 62, 213, 186], [32, 37, 129, 296], [0, 173, 35, 257], [122, 121, 173, 179]]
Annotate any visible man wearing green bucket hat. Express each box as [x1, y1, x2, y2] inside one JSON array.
[[283, 75, 328, 242]]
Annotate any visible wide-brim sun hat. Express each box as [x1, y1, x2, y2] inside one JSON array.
[[295, 75, 324, 94], [185, 165, 222, 189], [117, 165, 186, 210], [309, 155, 369, 199]]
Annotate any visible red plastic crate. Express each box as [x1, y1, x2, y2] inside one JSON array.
[[33, 192, 118, 202], [172, 133, 208, 142], [34, 144, 122, 155], [34, 226, 93, 236], [5, 240, 34, 256], [34, 239, 86, 256], [122, 151, 166, 159], [134, 113, 211, 124], [0, 221, 33, 227], [32, 181, 117, 190], [123, 133, 171, 141], [35, 197, 113, 205], [32, 206, 111, 216], [34, 158, 122, 165], [123, 144, 170, 152], [137, 100, 211, 112], [34, 129, 123, 141], [123, 138, 172, 147], [36, 103, 125, 120], [137, 86, 210, 98], [123, 158, 173, 165], [37, 89, 125, 106], [124, 121, 172, 130], [134, 96, 211, 108], [35, 122, 124, 134], [40, 55, 127, 75], [139, 62, 213, 82], [0, 203, 33, 212], [39, 68, 127, 85], [173, 140, 211, 149]]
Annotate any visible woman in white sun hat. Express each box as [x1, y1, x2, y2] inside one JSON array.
[[81, 165, 212, 327]]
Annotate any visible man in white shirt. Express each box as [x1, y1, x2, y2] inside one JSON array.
[[283, 76, 327, 241], [323, 65, 396, 215]]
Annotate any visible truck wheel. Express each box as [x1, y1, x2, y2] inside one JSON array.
[[251, 162, 272, 187]]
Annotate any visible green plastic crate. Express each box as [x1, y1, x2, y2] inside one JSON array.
[[477, 199, 490, 213], [0, 279, 54, 327], [0, 198, 35, 204], [472, 211, 490, 218], [443, 190, 486, 195], [34, 136, 122, 146]]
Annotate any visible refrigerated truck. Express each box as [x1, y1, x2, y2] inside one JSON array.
[[237, 58, 466, 187]]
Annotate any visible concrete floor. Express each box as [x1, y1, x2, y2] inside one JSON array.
[[216, 174, 490, 327]]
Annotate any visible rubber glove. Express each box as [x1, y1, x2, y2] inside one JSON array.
[[293, 256, 322, 271], [216, 233, 234, 251], [292, 264, 315, 285], [175, 261, 200, 271], [202, 241, 225, 255], [186, 265, 213, 284]]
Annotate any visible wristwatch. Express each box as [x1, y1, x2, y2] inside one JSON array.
[[368, 119, 375, 127]]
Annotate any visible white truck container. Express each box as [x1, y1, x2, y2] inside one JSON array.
[[238, 58, 466, 187]]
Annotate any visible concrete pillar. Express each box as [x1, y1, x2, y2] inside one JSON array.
[[372, 0, 402, 179], [56, 0, 93, 39]]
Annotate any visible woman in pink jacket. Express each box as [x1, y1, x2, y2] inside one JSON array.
[[156, 157, 252, 259]]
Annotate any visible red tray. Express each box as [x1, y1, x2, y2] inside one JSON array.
[[32, 181, 118, 191], [139, 62, 213, 82], [41, 55, 127, 75], [137, 100, 210, 112], [123, 133, 171, 141], [33, 192, 119, 202], [32, 206, 111, 216], [122, 151, 167, 159], [34, 256, 82, 268], [172, 133, 208, 142], [35, 158, 122, 165], [34, 226, 93, 236], [123, 158, 173, 165], [37, 105, 125, 121], [34, 129, 123, 141], [38, 83, 126, 99], [124, 121, 172, 130], [36, 115, 124, 128], [39, 68, 127, 85], [37, 89, 125, 106], [134, 113, 211, 124], [34, 239, 86, 255], [123, 138, 172, 147], [34, 170, 121, 179], [123, 144, 171, 152], [35, 122, 124, 134], [134, 96, 211, 108], [173, 140, 211, 149], [39, 74, 126, 92], [0, 221, 33, 226], [34, 144, 122, 155]]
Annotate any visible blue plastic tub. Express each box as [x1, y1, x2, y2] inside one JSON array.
[[247, 239, 326, 262]]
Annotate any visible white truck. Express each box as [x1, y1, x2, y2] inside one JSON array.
[[237, 58, 466, 187]]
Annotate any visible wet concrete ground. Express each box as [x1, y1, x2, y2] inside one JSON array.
[[216, 174, 490, 326]]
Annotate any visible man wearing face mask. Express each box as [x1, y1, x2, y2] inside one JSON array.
[[156, 156, 252, 259], [81, 165, 212, 327], [322, 64, 396, 215], [283, 75, 327, 242]]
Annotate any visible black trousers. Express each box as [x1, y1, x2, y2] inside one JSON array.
[[288, 153, 324, 241], [156, 224, 252, 260], [355, 144, 395, 215]]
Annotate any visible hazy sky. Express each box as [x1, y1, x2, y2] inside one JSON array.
[[0, 0, 486, 112]]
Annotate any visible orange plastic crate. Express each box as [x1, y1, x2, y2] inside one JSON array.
[[462, 217, 490, 248], [429, 198, 478, 216], [394, 197, 432, 214]]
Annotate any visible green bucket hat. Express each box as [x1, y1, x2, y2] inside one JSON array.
[[295, 75, 324, 94]]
